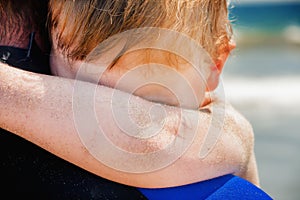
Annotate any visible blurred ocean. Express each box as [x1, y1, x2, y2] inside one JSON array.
[[222, 2, 300, 200]]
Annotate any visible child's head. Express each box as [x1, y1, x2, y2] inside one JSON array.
[[49, 0, 234, 108]]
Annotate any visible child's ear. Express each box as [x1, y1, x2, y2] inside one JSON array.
[[215, 41, 236, 73], [205, 41, 236, 92]]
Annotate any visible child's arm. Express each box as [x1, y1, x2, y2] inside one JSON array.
[[239, 151, 260, 187], [224, 103, 260, 186], [200, 92, 260, 186], [0, 63, 256, 188]]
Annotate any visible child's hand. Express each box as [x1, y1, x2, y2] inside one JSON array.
[[199, 89, 226, 108], [199, 92, 212, 107]]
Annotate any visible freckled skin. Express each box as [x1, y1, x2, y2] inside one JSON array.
[[0, 63, 259, 188], [49, 35, 258, 183]]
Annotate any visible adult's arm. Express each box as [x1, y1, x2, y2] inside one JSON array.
[[0, 63, 258, 188]]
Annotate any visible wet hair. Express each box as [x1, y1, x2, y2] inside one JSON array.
[[49, 0, 232, 62], [0, 0, 49, 50]]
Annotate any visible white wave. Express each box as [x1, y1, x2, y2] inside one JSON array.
[[283, 25, 300, 44], [232, 25, 300, 46], [221, 76, 300, 110]]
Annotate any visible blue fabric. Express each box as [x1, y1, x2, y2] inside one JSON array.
[[206, 176, 273, 200], [138, 175, 273, 200]]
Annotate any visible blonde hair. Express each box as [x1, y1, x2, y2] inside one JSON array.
[[49, 0, 232, 62]]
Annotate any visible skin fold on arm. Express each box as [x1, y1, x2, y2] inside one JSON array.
[[0, 63, 259, 188]]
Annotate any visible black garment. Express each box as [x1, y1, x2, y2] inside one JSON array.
[[0, 34, 147, 200], [0, 33, 51, 75]]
